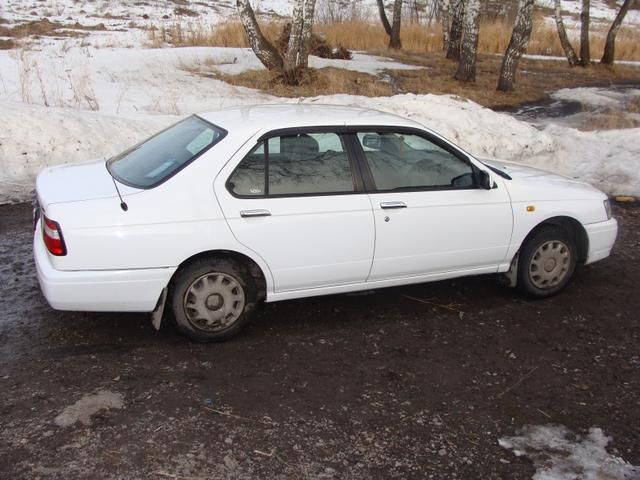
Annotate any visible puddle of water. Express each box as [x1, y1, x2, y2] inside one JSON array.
[[500, 84, 640, 130]]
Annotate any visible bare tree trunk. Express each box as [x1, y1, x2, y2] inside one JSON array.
[[299, 0, 316, 69], [446, 0, 464, 60], [580, 0, 590, 66], [285, 0, 305, 76], [389, 0, 403, 49], [376, 0, 393, 36], [441, 0, 451, 51], [553, 0, 579, 66], [455, 0, 481, 82], [497, 0, 535, 92], [236, 0, 283, 70], [601, 0, 632, 65]]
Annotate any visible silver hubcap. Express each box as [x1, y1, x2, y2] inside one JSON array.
[[183, 273, 245, 332], [529, 240, 571, 289]]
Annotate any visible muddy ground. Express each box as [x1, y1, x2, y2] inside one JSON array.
[[0, 202, 638, 479]]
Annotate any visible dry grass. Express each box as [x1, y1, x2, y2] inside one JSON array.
[[579, 113, 640, 131], [0, 18, 107, 40], [147, 21, 283, 48], [628, 95, 640, 113], [11, 45, 99, 110], [381, 52, 640, 107], [211, 67, 394, 97], [149, 18, 640, 61], [0, 39, 15, 50], [196, 49, 640, 109]]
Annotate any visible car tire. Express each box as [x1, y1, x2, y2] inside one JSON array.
[[517, 225, 577, 298], [170, 257, 257, 342]]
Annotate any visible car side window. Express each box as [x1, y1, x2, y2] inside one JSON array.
[[227, 143, 266, 196], [228, 132, 355, 197], [356, 132, 476, 191]]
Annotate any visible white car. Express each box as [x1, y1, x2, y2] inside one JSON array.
[[34, 104, 618, 342]]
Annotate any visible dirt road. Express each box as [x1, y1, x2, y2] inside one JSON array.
[[1, 202, 638, 479]]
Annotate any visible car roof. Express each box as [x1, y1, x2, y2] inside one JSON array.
[[198, 104, 424, 135]]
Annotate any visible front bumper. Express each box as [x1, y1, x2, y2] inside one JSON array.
[[584, 217, 618, 265], [34, 223, 176, 312]]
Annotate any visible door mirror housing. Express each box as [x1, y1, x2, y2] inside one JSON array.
[[479, 170, 493, 190], [362, 134, 382, 150]]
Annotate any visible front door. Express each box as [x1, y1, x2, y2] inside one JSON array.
[[352, 130, 513, 281], [216, 131, 375, 293]]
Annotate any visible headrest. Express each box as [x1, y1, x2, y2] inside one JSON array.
[[379, 135, 402, 154], [281, 134, 320, 157]]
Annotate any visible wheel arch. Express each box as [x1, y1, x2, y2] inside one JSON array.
[[168, 250, 269, 301], [520, 216, 589, 264]]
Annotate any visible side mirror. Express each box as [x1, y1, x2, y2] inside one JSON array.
[[479, 170, 493, 190], [362, 134, 381, 150]]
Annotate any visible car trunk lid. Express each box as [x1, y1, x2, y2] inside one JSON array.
[[36, 159, 141, 208]]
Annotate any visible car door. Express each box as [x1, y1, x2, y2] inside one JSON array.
[[352, 129, 513, 281], [215, 130, 375, 293]]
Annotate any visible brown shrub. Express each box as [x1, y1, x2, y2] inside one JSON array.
[[0, 39, 15, 49], [174, 7, 198, 17], [276, 22, 353, 60]]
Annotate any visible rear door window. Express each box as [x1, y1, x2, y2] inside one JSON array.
[[227, 132, 355, 197]]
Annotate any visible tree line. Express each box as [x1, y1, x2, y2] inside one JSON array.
[[236, 0, 636, 91]]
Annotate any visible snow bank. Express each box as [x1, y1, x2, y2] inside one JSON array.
[[303, 94, 558, 159], [0, 44, 638, 203], [499, 424, 639, 480], [0, 101, 168, 203], [300, 94, 640, 196]]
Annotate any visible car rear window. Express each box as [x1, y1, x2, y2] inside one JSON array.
[[107, 115, 226, 188]]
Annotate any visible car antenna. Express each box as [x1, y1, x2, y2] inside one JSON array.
[[111, 177, 129, 211]]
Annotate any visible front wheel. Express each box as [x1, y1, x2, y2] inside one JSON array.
[[517, 226, 577, 298], [171, 258, 257, 342]]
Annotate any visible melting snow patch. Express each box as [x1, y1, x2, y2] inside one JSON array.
[[499, 424, 640, 480], [54, 390, 124, 427]]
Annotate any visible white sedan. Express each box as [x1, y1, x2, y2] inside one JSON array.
[[34, 104, 618, 342]]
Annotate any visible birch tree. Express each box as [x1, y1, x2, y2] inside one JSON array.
[[376, 0, 403, 49], [497, 0, 535, 92], [446, 0, 464, 60], [236, 0, 316, 84], [454, 0, 481, 82], [553, 0, 579, 66], [299, 0, 317, 68], [579, 0, 590, 66], [601, 0, 633, 65], [441, 0, 451, 51], [284, 0, 305, 77], [236, 0, 283, 70]]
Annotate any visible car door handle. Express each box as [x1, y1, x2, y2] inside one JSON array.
[[380, 201, 407, 209], [240, 209, 272, 218]]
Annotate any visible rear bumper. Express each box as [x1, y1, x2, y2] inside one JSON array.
[[34, 224, 175, 312], [584, 218, 618, 265]]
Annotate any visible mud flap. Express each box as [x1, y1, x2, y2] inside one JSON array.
[[503, 253, 519, 288], [151, 288, 167, 331]]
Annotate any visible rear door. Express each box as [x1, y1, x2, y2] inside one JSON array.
[[215, 130, 375, 293], [352, 129, 513, 281]]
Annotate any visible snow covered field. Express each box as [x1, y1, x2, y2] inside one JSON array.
[[0, 1, 639, 203]]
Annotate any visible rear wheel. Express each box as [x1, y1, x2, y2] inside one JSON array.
[[171, 258, 257, 342], [517, 226, 577, 298]]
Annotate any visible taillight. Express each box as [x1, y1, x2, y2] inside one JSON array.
[[42, 215, 67, 256]]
